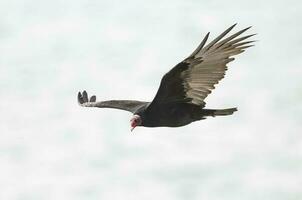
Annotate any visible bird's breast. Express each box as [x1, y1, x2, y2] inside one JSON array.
[[143, 103, 202, 127]]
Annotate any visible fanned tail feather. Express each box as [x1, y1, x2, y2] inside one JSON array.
[[203, 108, 237, 117]]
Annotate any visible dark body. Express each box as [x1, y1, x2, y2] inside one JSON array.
[[78, 24, 253, 129], [137, 103, 206, 127]]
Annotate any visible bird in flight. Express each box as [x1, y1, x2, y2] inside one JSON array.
[[78, 24, 255, 131]]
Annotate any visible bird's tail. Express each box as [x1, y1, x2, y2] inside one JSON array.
[[203, 108, 238, 117]]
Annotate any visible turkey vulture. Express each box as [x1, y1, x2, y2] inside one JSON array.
[[78, 24, 255, 131]]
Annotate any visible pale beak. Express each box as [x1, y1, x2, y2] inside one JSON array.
[[130, 119, 136, 132], [130, 115, 140, 132]]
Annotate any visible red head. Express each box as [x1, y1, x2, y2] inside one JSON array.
[[130, 114, 142, 131]]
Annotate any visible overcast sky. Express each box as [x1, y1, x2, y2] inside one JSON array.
[[1, 0, 302, 199]]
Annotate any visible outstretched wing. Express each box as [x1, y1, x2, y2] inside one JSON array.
[[78, 91, 149, 113], [150, 24, 255, 107]]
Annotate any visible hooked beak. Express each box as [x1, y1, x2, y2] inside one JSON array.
[[130, 119, 137, 132], [130, 114, 141, 132]]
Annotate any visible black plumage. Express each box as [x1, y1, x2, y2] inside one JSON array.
[[77, 24, 255, 130]]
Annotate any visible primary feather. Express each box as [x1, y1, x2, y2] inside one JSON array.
[[150, 24, 255, 107], [78, 91, 149, 113]]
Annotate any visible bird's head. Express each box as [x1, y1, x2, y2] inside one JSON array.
[[130, 114, 142, 131]]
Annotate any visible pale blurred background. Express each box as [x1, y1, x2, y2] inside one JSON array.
[[1, 0, 302, 199]]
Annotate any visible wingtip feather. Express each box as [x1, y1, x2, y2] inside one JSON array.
[[90, 95, 96, 102], [231, 23, 237, 28], [78, 91, 84, 105]]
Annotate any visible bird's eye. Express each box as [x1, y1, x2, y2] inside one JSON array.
[[134, 119, 137, 123]]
